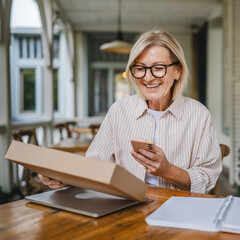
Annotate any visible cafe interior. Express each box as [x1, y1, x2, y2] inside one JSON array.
[[0, 0, 240, 204]]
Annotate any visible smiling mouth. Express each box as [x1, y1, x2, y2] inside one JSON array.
[[144, 83, 161, 88]]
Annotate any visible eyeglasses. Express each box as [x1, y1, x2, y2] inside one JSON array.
[[129, 62, 179, 79]]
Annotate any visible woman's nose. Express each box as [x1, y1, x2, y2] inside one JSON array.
[[144, 69, 154, 81]]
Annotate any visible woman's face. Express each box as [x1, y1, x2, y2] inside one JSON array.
[[134, 46, 180, 110]]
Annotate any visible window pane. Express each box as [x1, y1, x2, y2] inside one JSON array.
[[34, 37, 38, 58], [19, 37, 23, 58], [53, 35, 60, 58], [53, 69, 59, 111], [40, 39, 43, 58], [21, 69, 36, 111], [26, 38, 30, 58], [114, 70, 130, 101], [93, 69, 108, 115]]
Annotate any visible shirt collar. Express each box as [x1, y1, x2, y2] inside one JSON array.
[[135, 96, 148, 119], [135, 95, 185, 121], [167, 95, 185, 121]]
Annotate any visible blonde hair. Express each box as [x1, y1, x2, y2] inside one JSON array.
[[126, 29, 188, 100]]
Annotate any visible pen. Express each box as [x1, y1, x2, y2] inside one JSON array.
[[213, 195, 233, 229]]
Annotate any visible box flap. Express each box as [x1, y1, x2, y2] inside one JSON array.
[[5, 140, 147, 201]]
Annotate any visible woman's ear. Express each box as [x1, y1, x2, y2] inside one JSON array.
[[175, 65, 182, 80]]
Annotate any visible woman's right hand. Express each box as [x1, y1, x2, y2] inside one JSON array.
[[38, 174, 68, 189]]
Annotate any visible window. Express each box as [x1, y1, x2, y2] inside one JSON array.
[[86, 32, 136, 117], [18, 36, 43, 59], [114, 70, 130, 102], [33, 37, 40, 58], [11, 33, 61, 120], [89, 63, 131, 116], [92, 69, 108, 116], [19, 37, 23, 58], [26, 38, 30, 58], [20, 68, 36, 112]]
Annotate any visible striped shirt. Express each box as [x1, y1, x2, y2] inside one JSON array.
[[86, 95, 222, 193]]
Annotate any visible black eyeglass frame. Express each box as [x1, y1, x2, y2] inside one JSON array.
[[129, 62, 180, 79]]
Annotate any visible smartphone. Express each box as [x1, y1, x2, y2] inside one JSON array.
[[131, 138, 156, 153]]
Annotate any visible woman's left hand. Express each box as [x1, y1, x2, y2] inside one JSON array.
[[131, 146, 172, 177], [131, 146, 191, 191]]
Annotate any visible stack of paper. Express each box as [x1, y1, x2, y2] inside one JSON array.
[[146, 195, 240, 234]]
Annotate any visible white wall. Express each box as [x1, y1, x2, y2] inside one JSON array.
[[10, 0, 41, 28], [75, 32, 88, 118], [172, 33, 193, 97], [57, 32, 75, 118], [207, 22, 232, 170]]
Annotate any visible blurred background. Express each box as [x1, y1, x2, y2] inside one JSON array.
[[0, 0, 239, 203]]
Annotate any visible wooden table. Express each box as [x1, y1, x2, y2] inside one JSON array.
[[0, 187, 238, 240], [71, 124, 100, 137], [51, 138, 92, 154], [71, 127, 92, 135]]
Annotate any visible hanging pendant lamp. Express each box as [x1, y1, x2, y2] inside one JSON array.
[[100, 0, 132, 54]]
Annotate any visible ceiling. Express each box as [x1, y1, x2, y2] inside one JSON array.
[[55, 0, 223, 33]]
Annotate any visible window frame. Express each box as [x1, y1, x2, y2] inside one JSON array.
[[89, 62, 128, 116], [10, 30, 61, 121]]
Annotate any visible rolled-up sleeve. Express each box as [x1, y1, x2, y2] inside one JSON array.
[[186, 114, 222, 193], [86, 105, 115, 163]]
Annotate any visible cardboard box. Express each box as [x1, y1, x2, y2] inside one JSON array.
[[5, 140, 147, 202]]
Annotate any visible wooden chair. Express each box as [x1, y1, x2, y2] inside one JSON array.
[[69, 123, 101, 141], [54, 121, 78, 139], [220, 144, 230, 159], [52, 121, 91, 155], [64, 121, 77, 138], [12, 128, 47, 196], [210, 144, 230, 195], [53, 122, 66, 140], [12, 128, 39, 146], [89, 123, 100, 138]]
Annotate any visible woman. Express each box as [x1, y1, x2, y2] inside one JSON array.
[[39, 29, 222, 193]]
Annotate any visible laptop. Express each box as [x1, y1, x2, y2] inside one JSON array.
[[25, 186, 143, 218]]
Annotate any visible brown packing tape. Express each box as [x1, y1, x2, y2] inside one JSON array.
[[5, 140, 147, 202]]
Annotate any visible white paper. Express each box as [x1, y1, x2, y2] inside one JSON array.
[[146, 196, 225, 232], [221, 197, 240, 234]]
